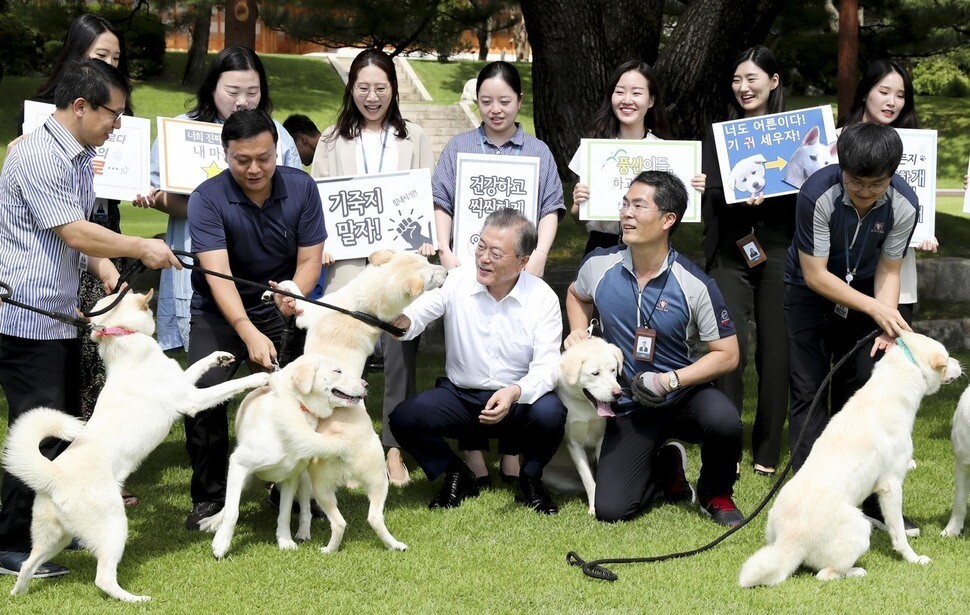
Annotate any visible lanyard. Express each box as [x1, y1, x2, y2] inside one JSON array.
[[478, 126, 522, 156], [842, 201, 890, 284], [359, 125, 389, 174], [630, 250, 673, 329]]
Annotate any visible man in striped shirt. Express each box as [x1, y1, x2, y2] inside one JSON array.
[[0, 59, 180, 579]]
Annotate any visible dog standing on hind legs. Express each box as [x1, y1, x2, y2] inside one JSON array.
[[1, 290, 269, 602]]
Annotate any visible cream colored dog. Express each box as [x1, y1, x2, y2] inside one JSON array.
[[941, 384, 970, 538], [199, 354, 367, 558], [2, 290, 269, 602], [542, 337, 623, 515], [739, 331, 961, 587]]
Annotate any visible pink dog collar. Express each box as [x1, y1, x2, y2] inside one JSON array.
[[94, 326, 136, 337]]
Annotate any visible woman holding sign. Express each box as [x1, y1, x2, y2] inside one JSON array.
[[431, 61, 564, 487], [840, 59, 937, 325], [569, 61, 704, 254], [701, 46, 795, 477], [133, 47, 301, 354], [311, 49, 434, 487]]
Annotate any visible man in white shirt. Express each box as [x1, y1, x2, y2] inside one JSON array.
[[389, 209, 565, 514]]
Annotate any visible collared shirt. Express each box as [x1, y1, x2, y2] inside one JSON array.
[[401, 265, 562, 404], [149, 114, 302, 349], [188, 165, 326, 319], [0, 116, 95, 340], [431, 124, 564, 222], [785, 165, 918, 286], [573, 245, 736, 411]]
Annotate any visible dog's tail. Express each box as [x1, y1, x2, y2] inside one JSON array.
[[738, 541, 804, 588], [2, 407, 85, 495]]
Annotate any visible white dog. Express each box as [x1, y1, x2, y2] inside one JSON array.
[[200, 354, 367, 558], [730, 153, 767, 195], [739, 331, 961, 588], [542, 338, 623, 515], [941, 385, 970, 538], [2, 290, 269, 602], [783, 125, 837, 188]]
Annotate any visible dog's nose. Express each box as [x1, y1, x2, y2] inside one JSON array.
[[611, 388, 622, 400]]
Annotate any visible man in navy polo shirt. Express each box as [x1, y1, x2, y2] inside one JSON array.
[[565, 170, 745, 527], [184, 109, 325, 530], [785, 122, 918, 532]]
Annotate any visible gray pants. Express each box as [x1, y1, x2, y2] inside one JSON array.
[[381, 332, 419, 448]]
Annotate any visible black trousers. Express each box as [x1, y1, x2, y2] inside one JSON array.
[[593, 385, 742, 523], [389, 378, 566, 481], [0, 335, 80, 551], [184, 310, 301, 505], [785, 282, 878, 472], [709, 241, 790, 469]]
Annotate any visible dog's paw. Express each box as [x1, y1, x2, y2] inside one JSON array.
[[277, 538, 298, 551], [214, 352, 235, 368], [587, 505, 596, 516], [320, 544, 339, 555], [211, 535, 230, 559], [387, 540, 408, 552], [913, 554, 932, 566], [295, 528, 312, 542], [845, 567, 867, 579], [125, 594, 151, 603], [941, 520, 964, 538]]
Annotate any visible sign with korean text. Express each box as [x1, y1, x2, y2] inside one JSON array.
[[156, 117, 228, 194], [578, 139, 702, 223], [315, 169, 436, 261], [893, 128, 937, 246], [712, 105, 838, 203], [453, 153, 539, 263], [23, 100, 150, 201]]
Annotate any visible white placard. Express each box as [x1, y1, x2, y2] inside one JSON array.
[[452, 153, 540, 263], [962, 154, 970, 215], [23, 100, 151, 201], [579, 139, 702, 223], [156, 117, 227, 194], [315, 169, 436, 261], [894, 128, 937, 246]]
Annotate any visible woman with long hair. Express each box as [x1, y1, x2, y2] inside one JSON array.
[[310, 49, 434, 486]]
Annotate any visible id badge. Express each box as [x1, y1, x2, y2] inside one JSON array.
[[834, 304, 849, 318], [91, 199, 109, 223], [78, 252, 89, 273], [633, 327, 656, 362], [736, 233, 767, 268]]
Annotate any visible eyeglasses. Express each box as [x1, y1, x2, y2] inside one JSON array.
[[354, 84, 390, 98], [475, 241, 517, 261], [618, 202, 662, 214], [96, 103, 125, 122], [844, 175, 891, 194]]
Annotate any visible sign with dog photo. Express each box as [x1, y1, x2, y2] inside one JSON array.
[[22, 100, 151, 202], [893, 128, 937, 247], [578, 139, 702, 224], [452, 153, 540, 263], [314, 168, 436, 261], [712, 105, 838, 204]]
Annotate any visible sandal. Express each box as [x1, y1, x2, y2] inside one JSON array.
[[753, 464, 776, 476]]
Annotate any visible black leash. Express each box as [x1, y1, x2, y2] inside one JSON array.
[[566, 329, 882, 581], [171, 250, 406, 337]]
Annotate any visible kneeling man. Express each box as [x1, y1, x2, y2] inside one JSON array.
[[390, 208, 565, 514]]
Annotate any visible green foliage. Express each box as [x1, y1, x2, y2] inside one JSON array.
[[0, 11, 42, 76], [913, 57, 970, 98]]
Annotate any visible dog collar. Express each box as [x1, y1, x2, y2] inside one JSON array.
[[94, 326, 137, 337], [895, 338, 917, 366]]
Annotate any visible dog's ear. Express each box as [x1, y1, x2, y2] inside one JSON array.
[[407, 275, 425, 298], [291, 361, 319, 395], [803, 125, 820, 145], [561, 353, 582, 386], [368, 250, 395, 266], [929, 353, 949, 373], [612, 345, 624, 374], [138, 289, 154, 310]]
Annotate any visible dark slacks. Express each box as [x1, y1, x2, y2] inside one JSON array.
[[593, 385, 742, 523], [0, 335, 81, 551], [389, 378, 566, 481], [785, 282, 878, 472], [184, 310, 299, 505], [710, 242, 790, 468]]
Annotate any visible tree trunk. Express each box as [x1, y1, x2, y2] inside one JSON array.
[[477, 17, 492, 61], [225, 0, 258, 49], [837, 0, 859, 124], [655, 0, 787, 140], [182, 3, 214, 88], [519, 0, 664, 174]]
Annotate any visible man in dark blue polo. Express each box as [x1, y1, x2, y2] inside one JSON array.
[[183, 109, 325, 530]]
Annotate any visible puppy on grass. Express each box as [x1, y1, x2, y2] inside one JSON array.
[[739, 331, 961, 588], [2, 290, 269, 602]]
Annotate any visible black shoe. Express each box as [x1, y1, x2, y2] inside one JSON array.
[[699, 495, 745, 528], [267, 485, 327, 519], [0, 550, 70, 578], [861, 494, 920, 537], [655, 442, 696, 505], [185, 501, 223, 531], [474, 474, 493, 490], [429, 466, 479, 509], [500, 471, 518, 485], [516, 476, 559, 515]]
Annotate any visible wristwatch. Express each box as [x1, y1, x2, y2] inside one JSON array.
[[667, 370, 681, 391]]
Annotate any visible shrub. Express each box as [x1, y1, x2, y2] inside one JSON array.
[[0, 12, 42, 76], [913, 57, 970, 98]]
